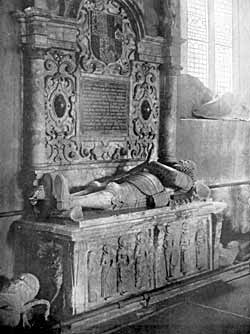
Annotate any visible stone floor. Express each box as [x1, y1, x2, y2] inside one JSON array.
[[111, 275, 250, 334], [3, 273, 250, 334]]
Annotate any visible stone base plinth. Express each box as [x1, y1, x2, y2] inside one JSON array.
[[13, 201, 226, 322]]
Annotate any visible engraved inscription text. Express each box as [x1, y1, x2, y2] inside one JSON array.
[[80, 77, 129, 136]]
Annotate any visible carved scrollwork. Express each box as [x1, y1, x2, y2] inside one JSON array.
[[128, 62, 159, 160], [44, 49, 79, 163], [76, 0, 136, 76]]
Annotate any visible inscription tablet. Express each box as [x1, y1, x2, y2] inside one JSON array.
[[80, 77, 129, 137]]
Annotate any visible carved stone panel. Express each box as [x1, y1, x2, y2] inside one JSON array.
[[128, 61, 160, 160], [78, 75, 130, 161], [44, 49, 78, 164], [80, 77, 129, 136], [14, 201, 226, 318], [18, 0, 162, 172]]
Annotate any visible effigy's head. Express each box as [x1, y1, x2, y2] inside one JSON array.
[[193, 181, 211, 201]]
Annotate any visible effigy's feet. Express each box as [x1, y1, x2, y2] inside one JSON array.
[[54, 174, 71, 210]]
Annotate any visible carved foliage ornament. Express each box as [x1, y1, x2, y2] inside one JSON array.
[[76, 0, 136, 76]]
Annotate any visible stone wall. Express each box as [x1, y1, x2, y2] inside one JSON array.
[[0, 0, 25, 277], [176, 119, 250, 235], [176, 0, 250, 236]]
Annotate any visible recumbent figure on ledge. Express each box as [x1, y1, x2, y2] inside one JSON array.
[[30, 158, 211, 220]]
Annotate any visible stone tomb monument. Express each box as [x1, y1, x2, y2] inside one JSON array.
[[13, 0, 226, 330]]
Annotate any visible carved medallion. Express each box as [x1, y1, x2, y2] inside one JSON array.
[[141, 100, 152, 121], [53, 94, 67, 118]]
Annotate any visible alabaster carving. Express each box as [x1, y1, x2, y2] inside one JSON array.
[[13, 2, 230, 329], [28, 157, 213, 221], [100, 244, 117, 299], [14, 199, 226, 319], [117, 236, 135, 294]]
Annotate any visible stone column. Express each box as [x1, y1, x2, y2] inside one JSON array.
[[158, 0, 181, 164], [159, 63, 180, 164], [23, 48, 47, 169]]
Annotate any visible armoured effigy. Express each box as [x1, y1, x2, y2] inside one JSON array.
[[29, 158, 210, 220]]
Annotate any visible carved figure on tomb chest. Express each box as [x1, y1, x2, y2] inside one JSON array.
[[87, 250, 102, 303], [155, 226, 167, 287], [134, 232, 149, 290], [100, 245, 117, 300], [195, 222, 208, 270], [163, 226, 172, 279], [169, 238, 180, 278], [164, 224, 181, 279], [146, 230, 154, 289], [117, 237, 134, 294], [180, 222, 191, 275]]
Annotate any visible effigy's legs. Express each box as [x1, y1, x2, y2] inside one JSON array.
[[54, 174, 115, 210]]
